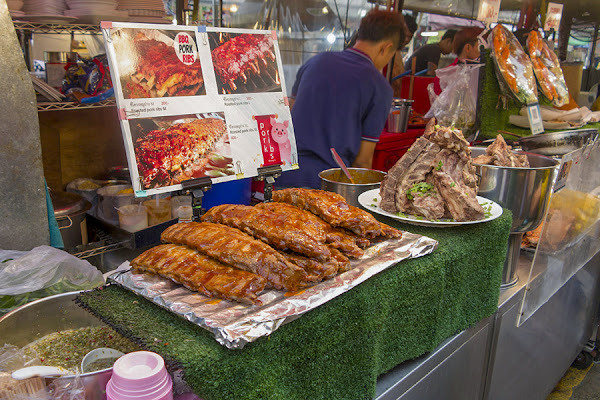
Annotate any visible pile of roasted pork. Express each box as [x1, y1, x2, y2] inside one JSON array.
[[131, 188, 402, 305], [379, 119, 485, 222], [472, 134, 530, 167]]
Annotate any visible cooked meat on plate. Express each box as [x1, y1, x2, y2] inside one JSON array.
[[379, 119, 485, 222]]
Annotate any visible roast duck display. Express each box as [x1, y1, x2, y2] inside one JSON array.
[[131, 189, 402, 305], [379, 119, 485, 222]]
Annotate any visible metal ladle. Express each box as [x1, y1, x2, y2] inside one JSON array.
[[330, 148, 355, 184]]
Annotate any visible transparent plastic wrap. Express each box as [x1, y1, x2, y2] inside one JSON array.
[[519, 141, 600, 325], [425, 64, 481, 130], [526, 30, 569, 107], [0, 246, 104, 314], [490, 24, 538, 105]]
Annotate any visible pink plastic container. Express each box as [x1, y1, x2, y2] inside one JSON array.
[[106, 351, 173, 400]]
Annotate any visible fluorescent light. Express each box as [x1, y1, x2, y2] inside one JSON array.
[[229, 4, 238, 13], [326, 33, 336, 44], [322, 6, 329, 14], [421, 31, 439, 37]]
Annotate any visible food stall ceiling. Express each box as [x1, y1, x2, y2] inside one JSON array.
[[225, 0, 600, 25]]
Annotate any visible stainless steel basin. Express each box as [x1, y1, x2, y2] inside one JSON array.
[[471, 148, 559, 288], [471, 148, 559, 233], [0, 291, 112, 400]]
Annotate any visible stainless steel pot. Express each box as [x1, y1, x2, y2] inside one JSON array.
[[51, 191, 91, 252], [471, 147, 559, 287], [518, 128, 598, 156], [319, 168, 386, 207], [0, 292, 112, 400], [386, 98, 414, 133], [96, 184, 134, 226]]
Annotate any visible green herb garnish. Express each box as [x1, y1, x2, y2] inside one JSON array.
[[436, 160, 443, 171], [450, 182, 456, 187], [407, 182, 435, 201]]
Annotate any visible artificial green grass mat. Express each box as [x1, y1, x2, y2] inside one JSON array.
[[478, 50, 600, 141], [77, 210, 511, 400]]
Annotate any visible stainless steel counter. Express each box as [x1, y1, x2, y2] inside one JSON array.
[[374, 250, 600, 400]]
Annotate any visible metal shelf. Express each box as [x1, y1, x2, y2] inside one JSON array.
[[37, 99, 116, 111], [13, 21, 102, 34]]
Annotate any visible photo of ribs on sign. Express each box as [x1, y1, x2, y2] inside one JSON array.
[[129, 113, 233, 189], [208, 32, 282, 95], [111, 28, 206, 99]]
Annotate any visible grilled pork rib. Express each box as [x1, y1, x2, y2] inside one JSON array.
[[272, 188, 383, 238], [135, 118, 227, 188], [131, 244, 266, 305], [201, 204, 335, 261], [161, 222, 308, 291], [255, 202, 366, 258]]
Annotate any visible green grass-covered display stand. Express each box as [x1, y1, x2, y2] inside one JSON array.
[[77, 211, 511, 400]]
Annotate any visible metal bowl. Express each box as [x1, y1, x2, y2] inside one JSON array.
[[0, 291, 112, 400], [471, 148, 559, 233], [319, 168, 386, 208], [518, 128, 598, 156]]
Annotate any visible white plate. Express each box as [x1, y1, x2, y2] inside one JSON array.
[[21, 14, 78, 23], [358, 189, 503, 227]]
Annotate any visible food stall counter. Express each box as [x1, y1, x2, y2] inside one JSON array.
[[77, 211, 511, 400]]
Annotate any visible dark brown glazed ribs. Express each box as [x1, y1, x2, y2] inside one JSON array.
[[131, 244, 266, 305], [161, 222, 308, 291]]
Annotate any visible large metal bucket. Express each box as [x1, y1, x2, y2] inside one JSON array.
[[471, 148, 560, 287], [319, 168, 386, 208], [0, 292, 113, 400]]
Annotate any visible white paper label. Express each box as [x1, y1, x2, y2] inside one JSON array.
[[544, 3, 563, 32], [174, 32, 197, 65], [526, 103, 545, 135], [477, 0, 501, 23]]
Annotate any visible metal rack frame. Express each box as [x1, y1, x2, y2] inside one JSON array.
[[13, 21, 101, 34], [37, 99, 116, 111]]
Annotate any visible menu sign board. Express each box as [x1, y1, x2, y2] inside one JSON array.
[[544, 3, 563, 32], [101, 23, 298, 196], [477, 0, 501, 24]]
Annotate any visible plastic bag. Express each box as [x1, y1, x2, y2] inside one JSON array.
[[0, 246, 104, 314], [425, 64, 482, 130]]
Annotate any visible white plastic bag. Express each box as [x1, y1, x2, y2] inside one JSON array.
[[425, 64, 483, 130], [0, 246, 103, 314]]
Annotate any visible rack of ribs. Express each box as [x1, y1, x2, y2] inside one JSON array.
[[272, 188, 383, 239], [129, 32, 204, 98], [255, 202, 367, 258], [211, 33, 277, 92], [131, 244, 266, 305], [135, 118, 227, 188], [161, 222, 308, 292], [201, 204, 338, 261]]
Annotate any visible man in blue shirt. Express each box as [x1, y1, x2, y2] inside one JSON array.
[[277, 9, 406, 189]]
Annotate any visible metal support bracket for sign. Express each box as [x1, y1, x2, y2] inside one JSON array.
[[180, 177, 213, 221], [256, 165, 282, 202]]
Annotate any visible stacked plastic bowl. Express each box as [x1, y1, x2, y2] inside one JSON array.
[[106, 351, 173, 400]]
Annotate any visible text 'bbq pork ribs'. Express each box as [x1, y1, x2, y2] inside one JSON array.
[[211, 34, 277, 92], [135, 118, 227, 188], [379, 119, 485, 222]]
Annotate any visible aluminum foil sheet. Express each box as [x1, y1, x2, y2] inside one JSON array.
[[108, 231, 437, 349]]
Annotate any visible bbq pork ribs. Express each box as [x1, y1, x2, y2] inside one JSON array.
[[135, 118, 227, 188], [379, 120, 485, 222], [211, 33, 278, 93], [128, 32, 204, 98]]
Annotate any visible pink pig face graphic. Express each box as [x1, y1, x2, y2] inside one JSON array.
[[270, 117, 292, 164]]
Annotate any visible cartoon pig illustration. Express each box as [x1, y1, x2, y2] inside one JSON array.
[[270, 117, 292, 165]]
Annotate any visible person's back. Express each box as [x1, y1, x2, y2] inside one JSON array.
[[276, 9, 405, 189], [284, 49, 392, 188]]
